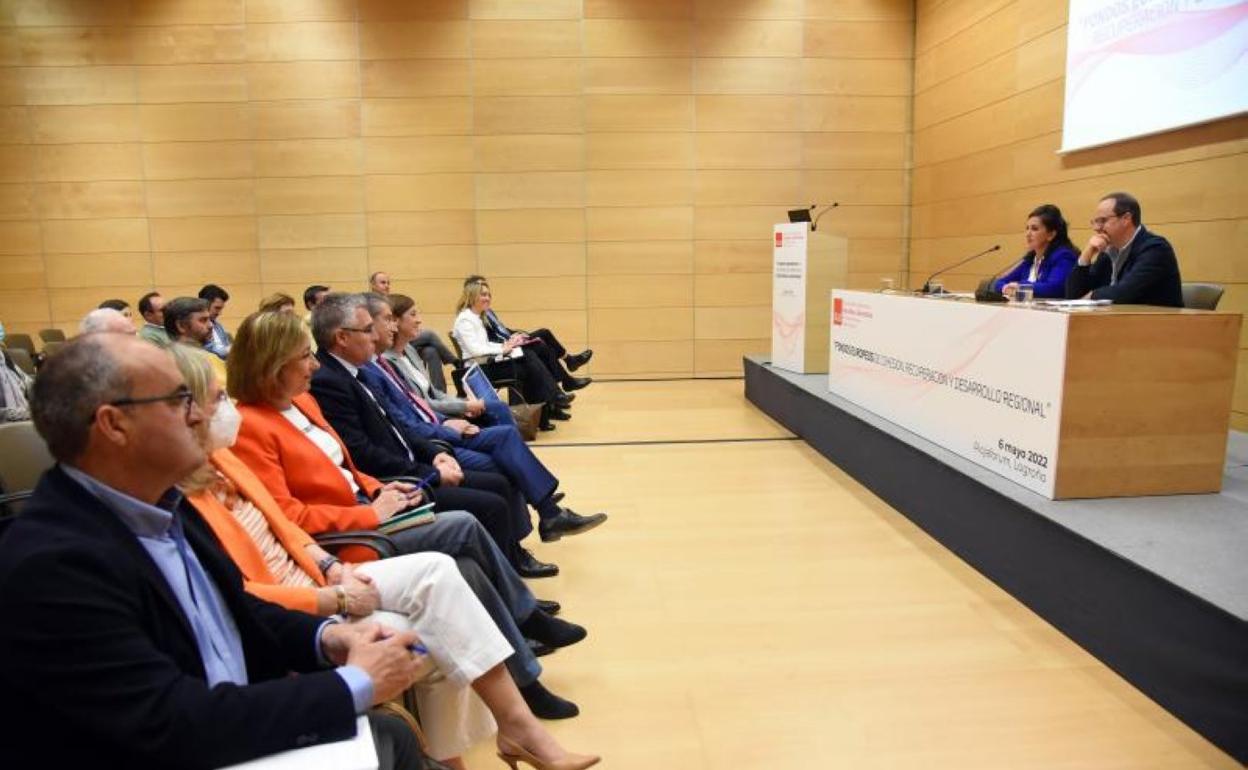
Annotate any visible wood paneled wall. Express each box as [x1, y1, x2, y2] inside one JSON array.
[[0, 0, 912, 377], [910, 0, 1248, 428]]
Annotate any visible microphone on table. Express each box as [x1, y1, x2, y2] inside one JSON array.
[[921, 244, 1001, 294], [975, 251, 1029, 302]]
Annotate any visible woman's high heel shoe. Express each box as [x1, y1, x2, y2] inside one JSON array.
[[496, 734, 600, 770]]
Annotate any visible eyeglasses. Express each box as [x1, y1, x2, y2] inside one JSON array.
[[339, 326, 373, 335], [1090, 213, 1122, 228], [100, 385, 195, 423]]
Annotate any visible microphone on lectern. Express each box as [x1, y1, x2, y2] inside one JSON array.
[[811, 201, 839, 231]]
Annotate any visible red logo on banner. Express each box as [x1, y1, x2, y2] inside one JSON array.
[[833, 297, 843, 325], [774, 232, 783, 247]]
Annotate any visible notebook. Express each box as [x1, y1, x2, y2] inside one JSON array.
[[378, 502, 437, 535]]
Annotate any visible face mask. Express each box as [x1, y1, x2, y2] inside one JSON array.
[[208, 397, 242, 451]]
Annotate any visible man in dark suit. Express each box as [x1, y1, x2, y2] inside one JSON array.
[[0, 332, 429, 769], [307, 293, 588, 719], [358, 293, 607, 545], [1066, 191, 1183, 307]]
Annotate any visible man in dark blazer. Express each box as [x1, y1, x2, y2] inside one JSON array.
[[357, 293, 607, 545], [1066, 191, 1183, 307], [0, 332, 428, 770], [307, 293, 588, 719], [307, 292, 565, 576]]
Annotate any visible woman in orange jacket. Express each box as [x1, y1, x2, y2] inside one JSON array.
[[170, 344, 598, 770]]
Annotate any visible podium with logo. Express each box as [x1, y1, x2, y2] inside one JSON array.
[[770, 222, 848, 374]]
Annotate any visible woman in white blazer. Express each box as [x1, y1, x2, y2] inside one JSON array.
[[453, 282, 570, 427]]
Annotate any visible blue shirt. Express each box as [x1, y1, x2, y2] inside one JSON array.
[[62, 466, 373, 712]]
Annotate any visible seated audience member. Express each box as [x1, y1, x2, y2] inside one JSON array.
[[372, 271, 460, 392], [453, 282, 571, 428], [0, 345, 32, 422], [386, 293, 514, 427], [1066, 191, 1183, 307], [361, 293, 606, 544], [137, 290, 170, 346], [991, 204, 1078, 299], [0, 332, 436, 769], [98, 297, 136, 325], [305, 283, 331, 312], [304, 284, 331, 350], [164, 296, 227, 384], [226, 310, 583, 718], [259, 291, 298, 314], [80, 307, 135, 335], [246, 306, 555, 578], [198, 283, 233, 359], [170, 344, 599, 770], [465, 276, 592, 388]]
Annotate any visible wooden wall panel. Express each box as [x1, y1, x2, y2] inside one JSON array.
[[0, 0, 910, 377], [912, 0, 1248, 426]]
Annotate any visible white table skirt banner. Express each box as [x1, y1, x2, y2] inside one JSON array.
[[771, 222, 810, 373], [828, 290, 1068, 497]]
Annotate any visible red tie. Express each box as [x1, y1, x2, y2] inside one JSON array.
[[376, 357, 441, 425]]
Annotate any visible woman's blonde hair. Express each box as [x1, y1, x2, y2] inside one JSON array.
[[168, 343, 218, 493], [257, 292, 296, 313], [455, 279, 488, 314], [227, 311, 310, 405]]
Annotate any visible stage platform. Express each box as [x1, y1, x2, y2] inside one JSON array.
[[744, 355, 1248, 763]]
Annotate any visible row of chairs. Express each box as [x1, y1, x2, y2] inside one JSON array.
[[2, 330, 67, 376]]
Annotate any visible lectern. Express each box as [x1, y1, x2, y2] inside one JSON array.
[[770, 222, 847, 374]]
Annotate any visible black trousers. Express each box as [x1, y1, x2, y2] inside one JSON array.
[[425, 469, 530, 567], [529, 328, 566, 358]]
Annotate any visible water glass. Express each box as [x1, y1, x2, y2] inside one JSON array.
[[927, 280, 944, 296], [880, 277, 895, 293], [1015, 285, 1034, 304]]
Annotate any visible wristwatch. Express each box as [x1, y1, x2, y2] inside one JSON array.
[[317, 555, 341, 576]]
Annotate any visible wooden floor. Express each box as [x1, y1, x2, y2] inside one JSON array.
[[464, 380, 1237, 769]]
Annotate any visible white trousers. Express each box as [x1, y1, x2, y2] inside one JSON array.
[[353, 551, 512, 760]]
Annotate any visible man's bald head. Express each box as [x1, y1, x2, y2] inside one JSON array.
[[32, 334, 197, 474], [79, 307, 135, 335]]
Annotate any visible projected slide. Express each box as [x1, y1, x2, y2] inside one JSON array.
[[1062, 0, 1248, 152]]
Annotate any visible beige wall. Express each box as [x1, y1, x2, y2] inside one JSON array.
[[0, 0, 913, 377], [910, 0, 1248, 429]]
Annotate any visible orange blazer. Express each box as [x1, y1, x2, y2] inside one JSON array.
[[186, 448, 326, 615], [231, 392, 384, 537]]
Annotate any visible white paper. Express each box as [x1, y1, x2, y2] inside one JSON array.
[[219, 716, 378, 770]]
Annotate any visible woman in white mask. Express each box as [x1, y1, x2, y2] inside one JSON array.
[[168, 344, 599, 770]]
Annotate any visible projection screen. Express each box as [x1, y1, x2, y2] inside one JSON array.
[[1061, 0, 1248, 153]]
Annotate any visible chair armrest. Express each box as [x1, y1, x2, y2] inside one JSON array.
[[0, 490, 32, 517], [314, 530, 399, 559]]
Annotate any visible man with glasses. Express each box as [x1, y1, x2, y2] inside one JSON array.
[[0, 332, 434, 769], [1066, 191, 1183, 307]]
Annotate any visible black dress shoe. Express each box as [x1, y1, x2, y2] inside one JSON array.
[[520, 681, 579, 720], [548, 406, 572, 421], [527, 638, 555, 657], [539, 509, 608, 542], [554, 392, 574, 408], [519, 610, 586, 649], [565, 349, 593, 372], [535, 598, 561, 616], [539, 418, 556, 431], [564, 376, 591, 391], [516, 547, 559, 579], [550, 491, 565, 506]]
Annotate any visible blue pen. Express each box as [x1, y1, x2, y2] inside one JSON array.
[[409, 642, 429, 656]]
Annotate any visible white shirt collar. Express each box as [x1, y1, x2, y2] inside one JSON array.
[[329, 352, 359, 377]]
